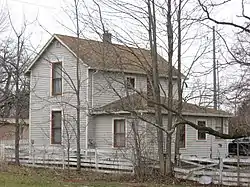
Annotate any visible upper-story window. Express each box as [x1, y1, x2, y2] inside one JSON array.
[[52, 62, 62, 95], [215, 118, 223, 139], [126, 77, 135, 89], [197, 120, 206, 140]]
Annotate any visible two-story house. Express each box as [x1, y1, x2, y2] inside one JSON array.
[[25, 33, 231, 159]]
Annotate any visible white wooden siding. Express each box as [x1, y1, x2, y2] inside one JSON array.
[[30, 39, 88, 149], [92, 111, 229, 159], [90, 71, 178, 108]]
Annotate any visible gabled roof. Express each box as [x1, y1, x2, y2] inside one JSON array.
[[93, 93, 232, 117], [26, 34, 180, 77]]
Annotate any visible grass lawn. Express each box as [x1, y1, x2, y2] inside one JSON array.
[[0, 165, 186, 187]]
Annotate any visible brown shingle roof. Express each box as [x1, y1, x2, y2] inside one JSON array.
[[93, 93, 231, 117], [56, 34, 179, 76]]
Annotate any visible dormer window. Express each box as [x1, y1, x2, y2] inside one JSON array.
[[126, 77, 135, 89], [52, 62, 62, 95]]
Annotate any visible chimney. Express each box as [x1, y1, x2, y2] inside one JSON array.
[[102, 31, 112, 43]]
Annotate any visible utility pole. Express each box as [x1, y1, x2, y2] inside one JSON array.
[[213, 26, 217, 110]]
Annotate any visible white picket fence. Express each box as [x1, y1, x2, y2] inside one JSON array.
[[175, 156, 250, 186], [0, 143, 134, 173]]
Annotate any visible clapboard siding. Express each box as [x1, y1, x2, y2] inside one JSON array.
[[91, 71, 178, 108], [144, 115, 229, 159], [94, 115, 147, 152], [30, 39, 88, 149]]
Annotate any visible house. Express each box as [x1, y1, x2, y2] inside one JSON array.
[[25, 33, 231, 160], [0, 118, 29, 143]]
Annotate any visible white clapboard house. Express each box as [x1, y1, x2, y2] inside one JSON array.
[[25, 33, 231, 161]]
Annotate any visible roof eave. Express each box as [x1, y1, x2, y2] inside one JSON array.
[[91, 110, 232, 118]]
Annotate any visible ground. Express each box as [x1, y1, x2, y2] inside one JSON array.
[[0, 164, 188, 187]]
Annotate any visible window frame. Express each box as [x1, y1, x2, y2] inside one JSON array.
[[112, 118, 126, 148], [125, 76, 136, 90], [196, 120, 207, 141], [50, 110, 62, 145], [51, 61, 62, 96]]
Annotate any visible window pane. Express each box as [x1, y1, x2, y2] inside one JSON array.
[[114, 119, 125, 133], [114, 134, 125, 147], [53, 63, 62, 78], [53, 79, 62, 94], [198, 121, 206, 140], [179, 124, 185, 148], [53, 129, 61, 144], [114, 119, 125, 147], [52, 111, 62, 144], [126, 77, 135, 89], [53, 112, 61, 128]]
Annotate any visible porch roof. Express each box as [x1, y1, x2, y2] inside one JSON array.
[[92, 93, 232, 118]]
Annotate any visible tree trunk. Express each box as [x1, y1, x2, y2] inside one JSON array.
[[131, 119, 142, 178], [15, 36, 21, 165], [174, 0, 182, 166], [74, 0, 81, 171], [148, 0, 165, 174], [166, 0, 174, 175]]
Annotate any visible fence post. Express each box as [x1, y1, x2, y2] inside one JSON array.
[[219, 157, 223, 185], [32, 144, 35, 166], [95, 148, 98, 170], [62, 146, 65, 170], [0, 144, 4, 160]]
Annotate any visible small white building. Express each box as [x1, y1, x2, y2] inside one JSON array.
[[25, 33, 231, 161]]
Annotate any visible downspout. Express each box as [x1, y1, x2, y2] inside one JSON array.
[[86, 68, 89, 150]]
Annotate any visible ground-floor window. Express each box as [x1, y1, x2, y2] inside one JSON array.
[[179, 124, 186, 148], [113, 119, 126, 147], [51, 111, 62, 144]]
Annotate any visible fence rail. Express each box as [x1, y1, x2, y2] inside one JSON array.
[[0, 143, 134, 173], [175, 155, 250, 186]]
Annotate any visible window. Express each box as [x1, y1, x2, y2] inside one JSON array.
[[52, 62, 62, 95], [51, 111, 62, 144], [126, 77, 135, 89], [215, 118, 223, 139], [197, 120, 206, 140], [179, 124, 186, 148], [113, 119, 126, 147]]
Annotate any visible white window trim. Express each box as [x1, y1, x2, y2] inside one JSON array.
[[180, 124, 187, 149], [50, 57, 64, 97], [125, 75, 136, 90], [112, 118, 127, 149], [196, 119, 207, 141], [50, 108, 63, 145]]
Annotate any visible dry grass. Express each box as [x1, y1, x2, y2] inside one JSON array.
[[0, 162, 197, 187]]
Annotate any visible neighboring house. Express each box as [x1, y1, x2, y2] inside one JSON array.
[[0, 118, 29, 142], [25, 33, 231, 159]]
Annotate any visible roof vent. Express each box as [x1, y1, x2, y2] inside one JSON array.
[[102, 31, 112, 43]]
